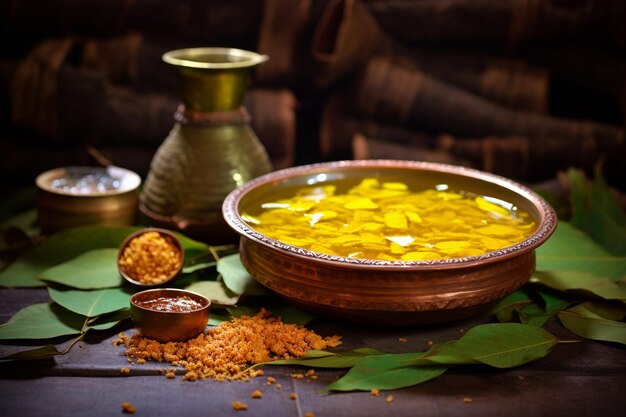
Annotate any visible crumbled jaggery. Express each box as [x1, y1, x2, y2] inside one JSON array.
[[121, 402, 136, 414], [289, 393, 297, 400], [304, 412, 315, 417], [251, 390, 262, 399], [118, 231, 182, 285], [267, 376, 276, 385], [115, 308, 341, 381], [386, 395, 394, 403], [120, 367, 130, 375], [370, 389, 380, 396], [232, 401, 248, 411]]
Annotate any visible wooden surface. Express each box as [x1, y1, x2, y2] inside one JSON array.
[[1, 287, 625, 417]]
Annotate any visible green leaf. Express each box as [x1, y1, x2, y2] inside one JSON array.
[[48, 287, 131, 317], [0, 303, 84, 339], [88, 308, 131, 331], [327, 356, 450, 392], [173, 233, 213, 268], [265, 348, 385, 369], [0, 226, 141, 287], [182, 261, 217, 274], [207, 309, 232, 326], [567, 166, 626, 256], [571, 301, 626, 321], [489, 290, 533, 322], [568, 167, 588, 229], [517, 288, 572, 327], [558, 304, 626, 345], [536, 222, 626, 281], [185, 280, 240, 306], [218, 254, 270, 296], [532, 270, 626, 300], [441, 323, 558, 368], [38, 248, 122, 289], [0, 344, 61, 361]]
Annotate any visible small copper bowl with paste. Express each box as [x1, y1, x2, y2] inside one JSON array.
[[130, 288, 211, 342], [118, 228, 185, 287], [222, 160, 558, 325]]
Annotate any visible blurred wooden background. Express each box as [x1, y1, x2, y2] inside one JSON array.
[[1, 0, 625, 192]]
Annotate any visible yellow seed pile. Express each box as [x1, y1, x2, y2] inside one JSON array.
[[118, 231, 182, 284], [114, 308, 342, 381]]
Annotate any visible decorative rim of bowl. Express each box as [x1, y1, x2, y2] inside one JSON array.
[[36, 166, 141, 197], [162, 47, 269, 69], [222, 160, 558, 270]]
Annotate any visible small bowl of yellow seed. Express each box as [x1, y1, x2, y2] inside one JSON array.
[[118, 228, 184, 287]]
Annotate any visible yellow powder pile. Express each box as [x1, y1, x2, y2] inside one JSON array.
[[114, 308, 341, 381]]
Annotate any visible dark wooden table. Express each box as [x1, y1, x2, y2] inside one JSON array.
[[1, 287, 625, 417]]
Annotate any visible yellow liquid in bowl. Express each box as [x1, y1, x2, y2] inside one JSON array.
[[243, 178, 537, 261]]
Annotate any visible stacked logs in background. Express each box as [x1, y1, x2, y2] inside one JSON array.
[[1, 0, 625, 193]]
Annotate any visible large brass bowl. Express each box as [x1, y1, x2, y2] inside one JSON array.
[[222, 160, 558, 325]]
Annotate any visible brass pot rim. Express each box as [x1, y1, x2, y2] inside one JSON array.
[[222, 159, 559, 271], [162, 47, 269, 70]]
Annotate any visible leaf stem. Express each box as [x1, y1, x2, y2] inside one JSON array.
[[61, 333, 86, 355], [556, 339, 581, 344]]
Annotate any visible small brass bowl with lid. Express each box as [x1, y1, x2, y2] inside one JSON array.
[[130, 288, 211, 342], [36, 166, 141, 234], [118, 228, 185, 287]]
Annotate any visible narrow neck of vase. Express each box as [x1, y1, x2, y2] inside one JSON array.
[[163, 48, 268, 113]]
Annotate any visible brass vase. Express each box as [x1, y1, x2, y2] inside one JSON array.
[[140, 47, 272, 243]]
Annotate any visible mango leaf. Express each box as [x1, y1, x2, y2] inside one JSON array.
[[531, 270, 626, 300], [185, 280, 240, 306], [48, 287, 131, 317], [568, 167, 589, 229], [217, 254, 270, 296], [536, 222, 626, 281], [517, 289, 572, 327], [38, 248, 122, 289], [558, 304, 626, 345], [0, 344, 62, 361], [327, 357, 450, 392], [572, 301, 626, 321], [182, 261, 217, 274], [489, 290, 533, 322], [208, 309, 232, 326], [0, 226, 140, 287], [264, 348, 385, 369], [435, 323, 558, 368], [568, 167, 626, 256], [0, 303, 84, 339], [88, 308, 131, 331], [173, 232, 213, 267]]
